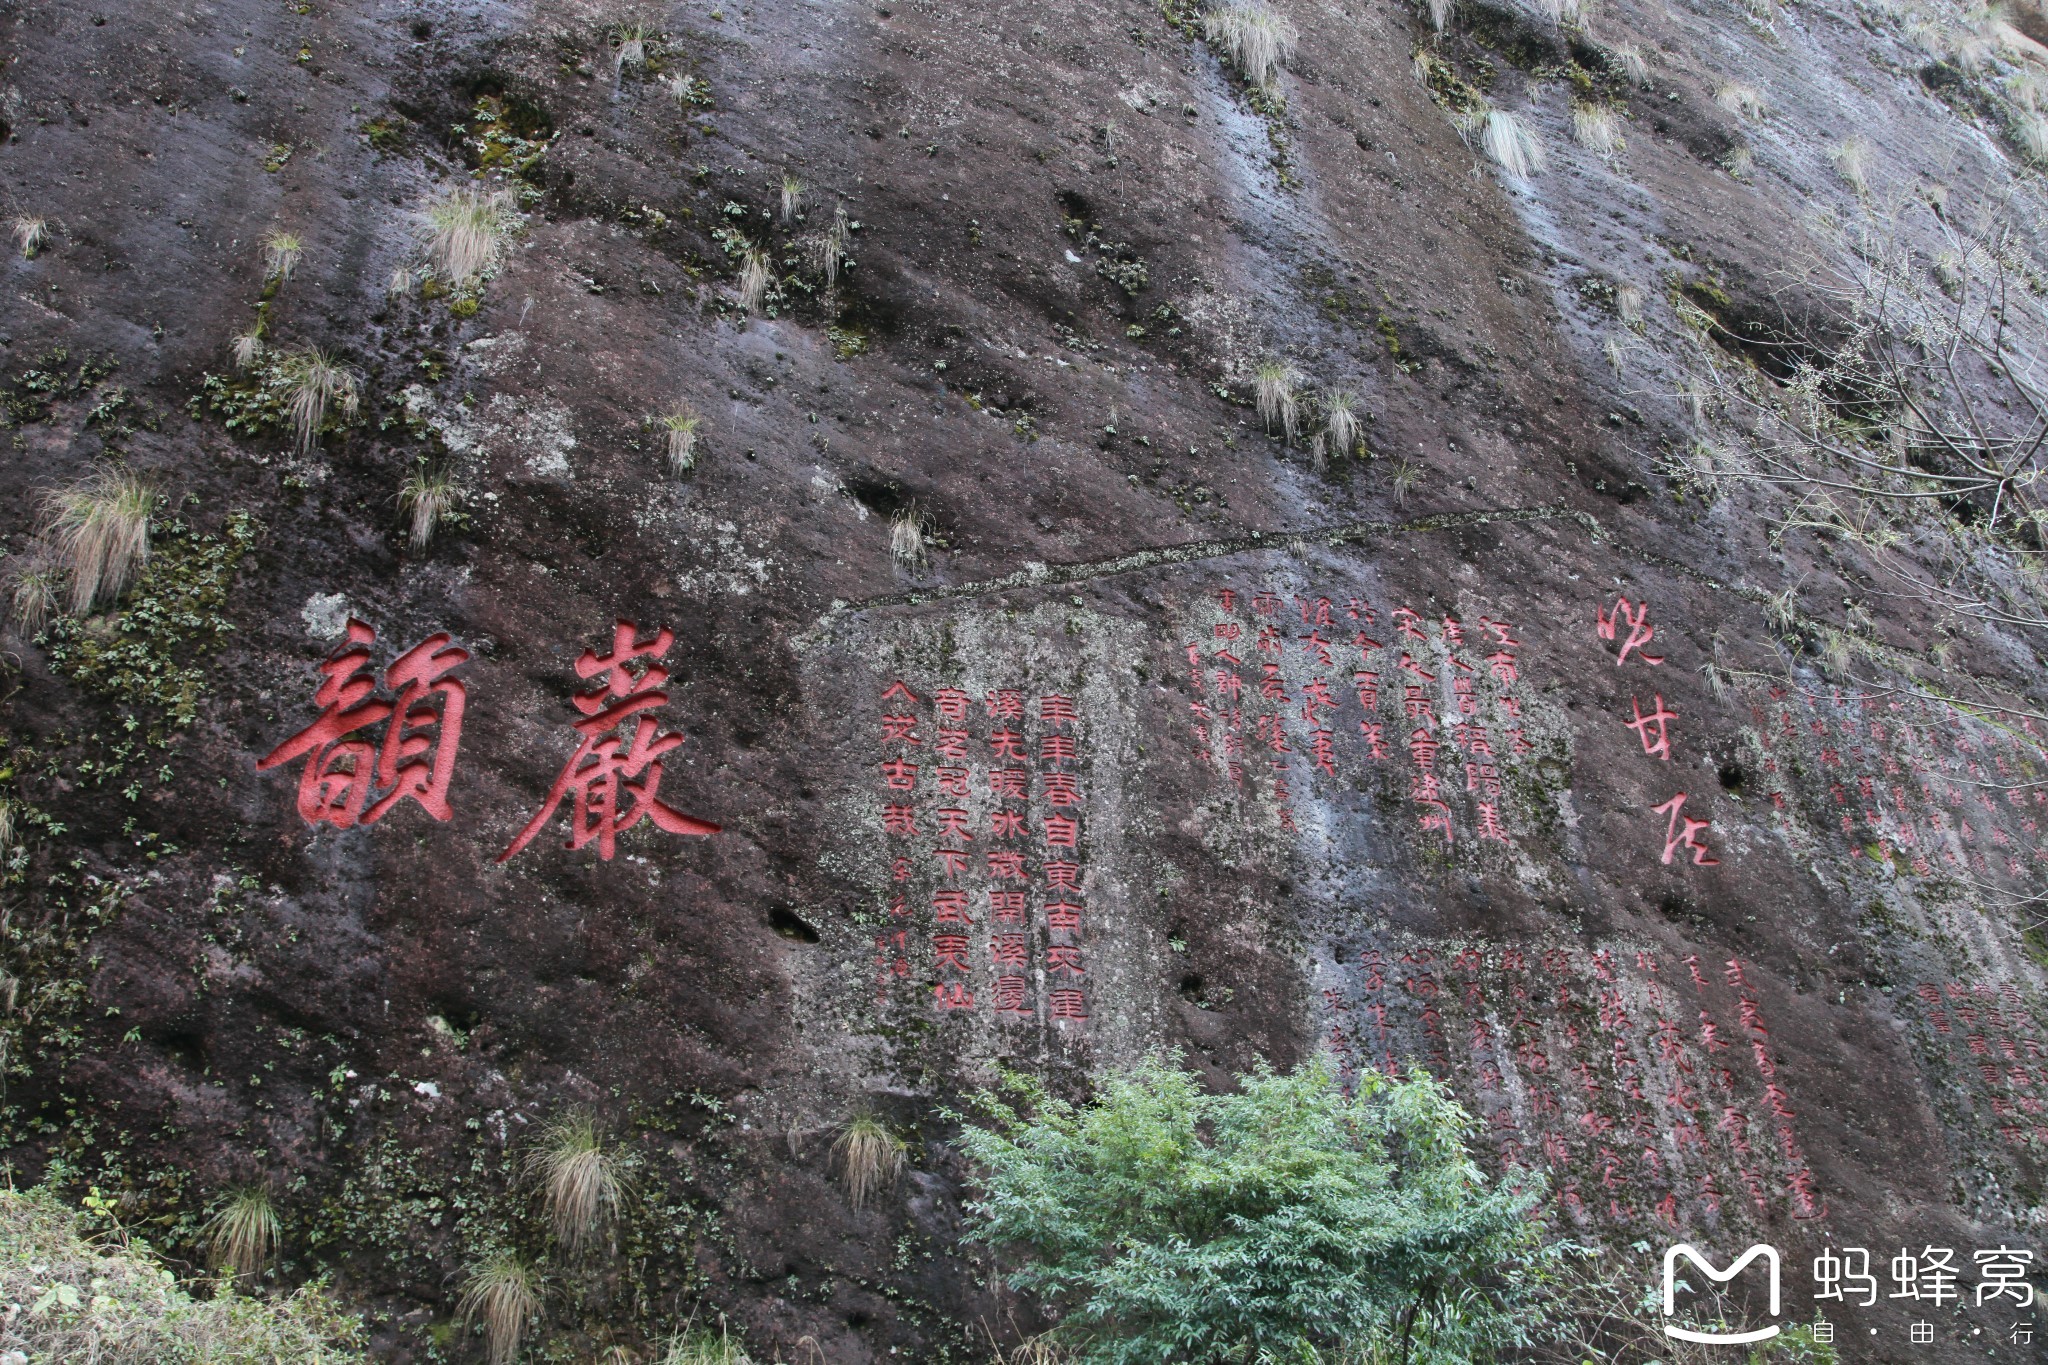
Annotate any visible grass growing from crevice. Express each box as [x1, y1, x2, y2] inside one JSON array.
[[40, 465, 154, 614], [425, 186, 519, 290], [661, 405, 703, 473], [275, 346, 361, 455], [525, 1110, 624, 1254], [399, 464, 458, 550], [830, 1116, 906, 1209], [1201, 0, 1297, 89], [457, 1253, 542, 1365], [202, 1185, 279, 1280]]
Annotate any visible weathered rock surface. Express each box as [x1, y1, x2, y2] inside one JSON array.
[[2, 0, 2045, 1359]]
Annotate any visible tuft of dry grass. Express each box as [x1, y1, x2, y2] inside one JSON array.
[[1480, 108, 1544, 177], [9, 565, 58, 635], [817, 203, 851, 285], [399, 465, 457, 550], [737, 246, 773, 313], [1603, 335, 1628, 377], [1609, 42, 1648, 84], [1312, 390, 1360, 469], [41, 466, 153, 614], [1527, 0, 1583, 24], [12, 216, 48, 260], [1423, 0, 1453, 34], [1713, 81, 1765, 119], [660, 405, 703, 474], [2018, 111, 2048, 164], [1718, 143, 1754, 177], [1570, 104, 1622, 154], [1831, 136, 1873, 193], [612, 23, 651, 77], [386, 264, 416, 297], [1614, 282, 1643, 327], [889, 507, 928, 567], [457, 1254, 541, 1365], [425, 186, 519, 289], [202, 1186, 280, 1280], [780, 175, 805, 224], [525, 1110, 623, 1254], [262, 229, 302, 282], [1253, 360, 1302, 441], [831, 1116, 907, 1209], [1202, 0, 1297, 88], [275, 346, 361, 454], [230, 330, 264, 371], [1390, 458, 1424, 507]]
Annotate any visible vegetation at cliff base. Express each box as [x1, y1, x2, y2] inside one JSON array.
[[957, 1055, 1552, 1364], [0, 1185, 367, 1363]]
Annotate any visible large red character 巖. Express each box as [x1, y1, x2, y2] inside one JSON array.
[[259, 619, 469, 827], [498, 620, 720, 862]]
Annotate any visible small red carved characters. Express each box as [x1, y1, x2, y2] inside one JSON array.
[[258, 619, 469, 827], [498, 620, 720, 862]]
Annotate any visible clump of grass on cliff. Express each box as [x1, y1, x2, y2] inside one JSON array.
[[0, 1185, 367, 1364], [40, 465, 154, 613], [457, 1253, 543, 1365], [1202, 0, 1297, 89], [526, 1110, 625, 1253], [831, 1115, 907, 1208], [660, 404, 703, 473], [275, 346, 362, 455], [202, 1186, 280, 1281], [659, 1318, 759, 1364], [399, 463, 458, 549], [425, 185, 519, 289], [1253, 359, 1302, 441]]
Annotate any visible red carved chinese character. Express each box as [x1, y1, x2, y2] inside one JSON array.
[[1654, 793, 1717, 865], [881, 713, 922, 745], [933, 686, 970, 722], [989, 808, 1026, 838], [498, 621, 719, 862], [990, 889, 1027, 923], [933, 890, 974, 924], [1043, 772, 1081, 807], [880, 758, 919, 790], [1046, 860, 1082, 891], [993, 975, 1030, 1015], [991, 932, 1028, 967], [933, 933, 972, 971], [1044, 814, 1080, 847], [985, 687, 1024, 719], [1596, 595, 1665, 666], [258, 620, 470, 827], [935, 807, 974, 841], [1050, 987, 1089, 1019], [1047, 944, 1085, 975], [1046, 901, 1082, 936], [933, 981, 975, 1010], [882, 804, 919, 836], [989, 767, 1029, 800], [1626, 695, 1677, 761], [1040, 694, 1077, 728], [880, 680, 920, 703]]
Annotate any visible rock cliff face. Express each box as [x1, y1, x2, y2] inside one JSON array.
[[3, 0, 2046, 1358]]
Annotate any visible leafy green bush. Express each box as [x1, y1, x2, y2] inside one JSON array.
[[0, 1185, 367, 1363], [958, 1056, 1553, 1365]]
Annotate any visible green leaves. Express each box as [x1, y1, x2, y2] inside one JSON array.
[[959, 1056, 1552, 1365]]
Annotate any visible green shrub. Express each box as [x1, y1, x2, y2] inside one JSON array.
[[958, 1056, 1553, 1365], [0, 1185, 367, 1363]]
